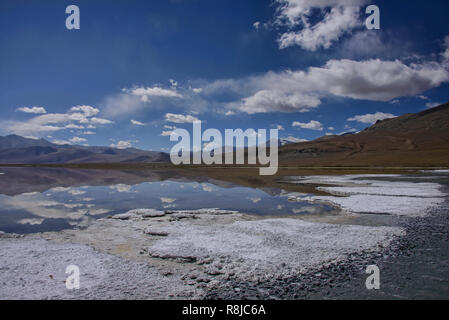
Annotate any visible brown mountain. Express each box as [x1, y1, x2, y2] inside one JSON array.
[[279, 102, 449, 167]]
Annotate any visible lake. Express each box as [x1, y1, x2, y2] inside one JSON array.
[[0, 167, 338, 233]]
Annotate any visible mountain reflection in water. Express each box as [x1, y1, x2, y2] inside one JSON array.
[[0, 167, 338, 234]]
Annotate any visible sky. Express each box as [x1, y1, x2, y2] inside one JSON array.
[[1, 0, 449, 151]]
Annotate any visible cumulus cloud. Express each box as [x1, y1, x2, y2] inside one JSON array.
[[282, 136, 308, 143], [104, 85, 184, 117], [97, 36, 449, 117], [231, 90, 321, 114], [210, 54, 449, 114], [274, 0, 369, 51], [16, 106, 47, 114], [69, 137, 87, 144], [292, 120, 324, 130], [110, 140, 132, 149], [2, 105, 112, 136], [69, 105, 100, 117], [304, 59, 449, 101], [164, 113, 199, 123], [52, 139, 72, 145], [347, 112, 396, 124]]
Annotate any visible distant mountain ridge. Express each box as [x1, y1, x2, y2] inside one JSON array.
[[0, 135, 55, 149], [0, 135, 169, 164], [2, 102, 449, 166]]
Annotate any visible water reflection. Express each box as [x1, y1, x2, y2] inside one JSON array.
[[0, 167, 338, 233]]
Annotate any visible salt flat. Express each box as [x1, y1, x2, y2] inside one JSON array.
[[287, 175, 446, 216]]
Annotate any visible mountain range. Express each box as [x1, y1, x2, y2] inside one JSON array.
[[0, 135, 169, 164], [1, 102, 448, 167]]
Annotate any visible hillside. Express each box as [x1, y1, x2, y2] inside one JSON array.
[[279, 102, 449, 167]]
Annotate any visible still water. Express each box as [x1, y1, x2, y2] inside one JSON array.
[[0, 167, 336, 234]]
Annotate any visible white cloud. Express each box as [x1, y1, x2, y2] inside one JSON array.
[[65, 124, 84, 129], [52, 139, 72, 145], [161, 124, 177, 136], [283, 136, 308, 143], [90, 117, 113, 125], [274, 0, 369, 51], [292, 120, 323, 131], [347, 112, 396, 124], [87, 35, 449, 119], [303, 59, 449, 101], [16, 106, 47, 114], [104, 86, 184, 117], [69, 137, 87, 144], [110, 140, 132, 149], [232, 90, 321, 114], [131, 119, 145, 126], [253, 21, 261, 30], [69, 105, 99, 117], [279, 6, 361, 51], [198, 49, 449, 114], [129, 86, 182, 98], [82, 131, 96, 135], [277, 125, 285, 131], [165, 113, 199, 123], [2, 105, 112, 136], [160, 130, 175, 137]]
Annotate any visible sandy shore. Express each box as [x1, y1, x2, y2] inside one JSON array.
[[1, 174, 447, 299]]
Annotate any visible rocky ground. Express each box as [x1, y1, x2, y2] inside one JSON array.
[[205, 200, 449, 299]]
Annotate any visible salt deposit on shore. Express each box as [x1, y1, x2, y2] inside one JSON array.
[[0, 210, 403, 299], [286, 175, 446, 216], [0, 237, 191, 300]]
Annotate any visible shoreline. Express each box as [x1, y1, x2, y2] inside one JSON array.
[[1, 174, 448, 300], [206, 198, 449, 299]]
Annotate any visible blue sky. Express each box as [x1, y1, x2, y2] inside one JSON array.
[[1, 0, 449, 151]]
